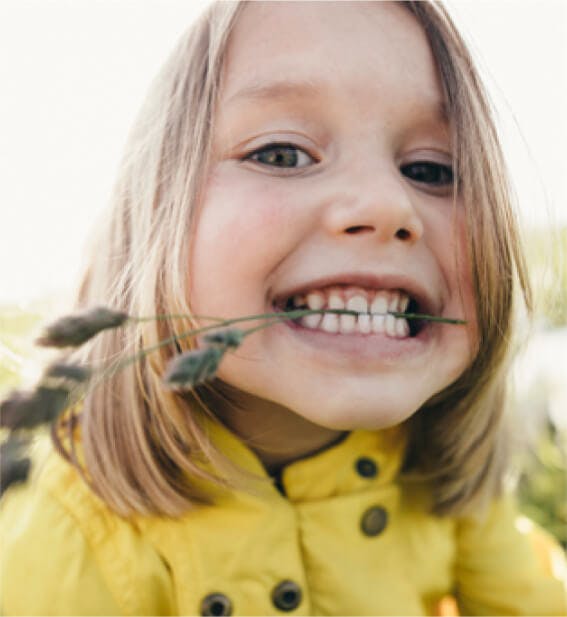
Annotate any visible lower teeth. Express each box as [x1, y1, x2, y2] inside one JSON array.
[[298, 312, 410, 338]]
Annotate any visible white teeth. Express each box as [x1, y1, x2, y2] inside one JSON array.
[[395, 317, 410, 337], [325, 292, 344, 333], [357, 313, 372, 334], [341, 295, 366, 334], [388, 293, 401, 313], [346, 295, 368, 314], [370, 292, 389, 316], [372, 314, 386, 334], [304, 292, 325, 328], [320, 313, 339, 333], [291, 286, 412, 338], [300, 311, 409, 338], [303, 313, 322, 329], [385, 314, 397, 337], [328, 291, 344, 310], [306, 292, 325, 310], [339, 313, 356, 334]]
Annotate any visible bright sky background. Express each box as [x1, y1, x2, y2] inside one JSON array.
[[0, 0, 565, 305]]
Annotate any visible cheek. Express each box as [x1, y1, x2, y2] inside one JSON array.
[[189, 167, 303, 309], [424, 206, 478, 349], [199, 166, 298, 251], [429, 207, 474, 301]]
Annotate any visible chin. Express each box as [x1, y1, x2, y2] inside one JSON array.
[[290, 389, 424, 432]]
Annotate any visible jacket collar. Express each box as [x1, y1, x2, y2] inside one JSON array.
[[198, 412, 408, 503]]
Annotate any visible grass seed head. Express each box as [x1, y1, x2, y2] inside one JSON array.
[[0, 437, 31, 496], [44, 362, 90, 382], [163, 347, 225, 389], [36, 306, 129, 348], [203, 328, 245, 350], [0, 387, 70, 430]]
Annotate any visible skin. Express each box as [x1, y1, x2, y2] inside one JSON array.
[[188, 1, 478, 473]]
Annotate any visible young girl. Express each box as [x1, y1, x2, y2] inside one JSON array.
[[1, 1, 565, 615]]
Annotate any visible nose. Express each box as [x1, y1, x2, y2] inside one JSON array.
[[323, 165, 424, 244]]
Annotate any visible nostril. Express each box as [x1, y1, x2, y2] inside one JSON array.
[[345, 225, 374, 234], [395, 228, 411, 240]]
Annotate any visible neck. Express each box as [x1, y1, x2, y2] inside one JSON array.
[[197, 379, 347, 475]]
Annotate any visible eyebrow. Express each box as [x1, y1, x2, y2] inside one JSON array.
[[223, 78, 328, 107], [223, 77, 449, 124]]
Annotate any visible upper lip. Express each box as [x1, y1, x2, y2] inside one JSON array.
[[271, 271, 440, 316]]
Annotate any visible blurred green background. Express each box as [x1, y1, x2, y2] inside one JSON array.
[[1, 227, 566, 548]]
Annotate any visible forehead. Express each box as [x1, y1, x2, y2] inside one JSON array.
[[221, 1, 445, 121]]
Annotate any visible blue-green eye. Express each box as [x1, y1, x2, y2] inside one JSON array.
[[401, 161, 453, 187], [244, 143, 314, 168]]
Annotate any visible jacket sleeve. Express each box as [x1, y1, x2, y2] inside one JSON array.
[[1, 481, 122, 616], [0, 461, 176, 616], [454, 495, 567, 616]]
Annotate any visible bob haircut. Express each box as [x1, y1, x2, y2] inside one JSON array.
[[53, 0, 531, 517]]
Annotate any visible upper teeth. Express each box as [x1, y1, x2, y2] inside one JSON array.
[[293, 287, 410, 315], [289, 287, 412, 338]]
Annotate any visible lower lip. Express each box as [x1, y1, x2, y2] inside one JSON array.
[[270, 306, 433, 363]]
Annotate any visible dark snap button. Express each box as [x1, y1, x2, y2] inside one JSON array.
[[355, 456, 378, 478], [360, 505, 388, 537], [272, 580, 302, 612], [200, 592, 232, 616]]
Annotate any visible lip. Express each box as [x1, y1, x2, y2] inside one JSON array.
[[271, 271, 441, 317]]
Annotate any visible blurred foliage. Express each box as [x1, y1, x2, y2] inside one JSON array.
[[0, 305, 45, 398], [516, 421, 567, 549], [524, 225, 567, 327], [516, 225, 567, 549]]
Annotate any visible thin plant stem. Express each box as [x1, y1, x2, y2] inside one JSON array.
[[131, 309, 466, 327], [105, 307, 465, 374], [386, 311, 465, 325], [132, 314, 228, 323]]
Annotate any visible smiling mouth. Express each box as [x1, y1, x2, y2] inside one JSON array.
[[273, 287, 427, 339]]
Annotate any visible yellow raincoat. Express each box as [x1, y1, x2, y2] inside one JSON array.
[[1, 420, 566, 616]]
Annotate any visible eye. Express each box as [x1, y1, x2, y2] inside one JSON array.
[[400, 161, 453, 188], [243, 143, 315, 169]]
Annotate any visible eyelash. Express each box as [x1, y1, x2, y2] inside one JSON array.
[[243, 142, 315, 169], [400, 161, 454, 188], [242, 143, 453, 188]]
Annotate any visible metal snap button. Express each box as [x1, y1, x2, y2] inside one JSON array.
[[271, 579, 302, 611], [360, 505, 388, 537], [200, 592, 232, 616], [355, 456, 378, 478]]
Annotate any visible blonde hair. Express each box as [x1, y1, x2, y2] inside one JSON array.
[[53, 1, 531, 517]]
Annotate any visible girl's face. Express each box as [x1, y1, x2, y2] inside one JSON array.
[[189, 1, 478, 432]]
